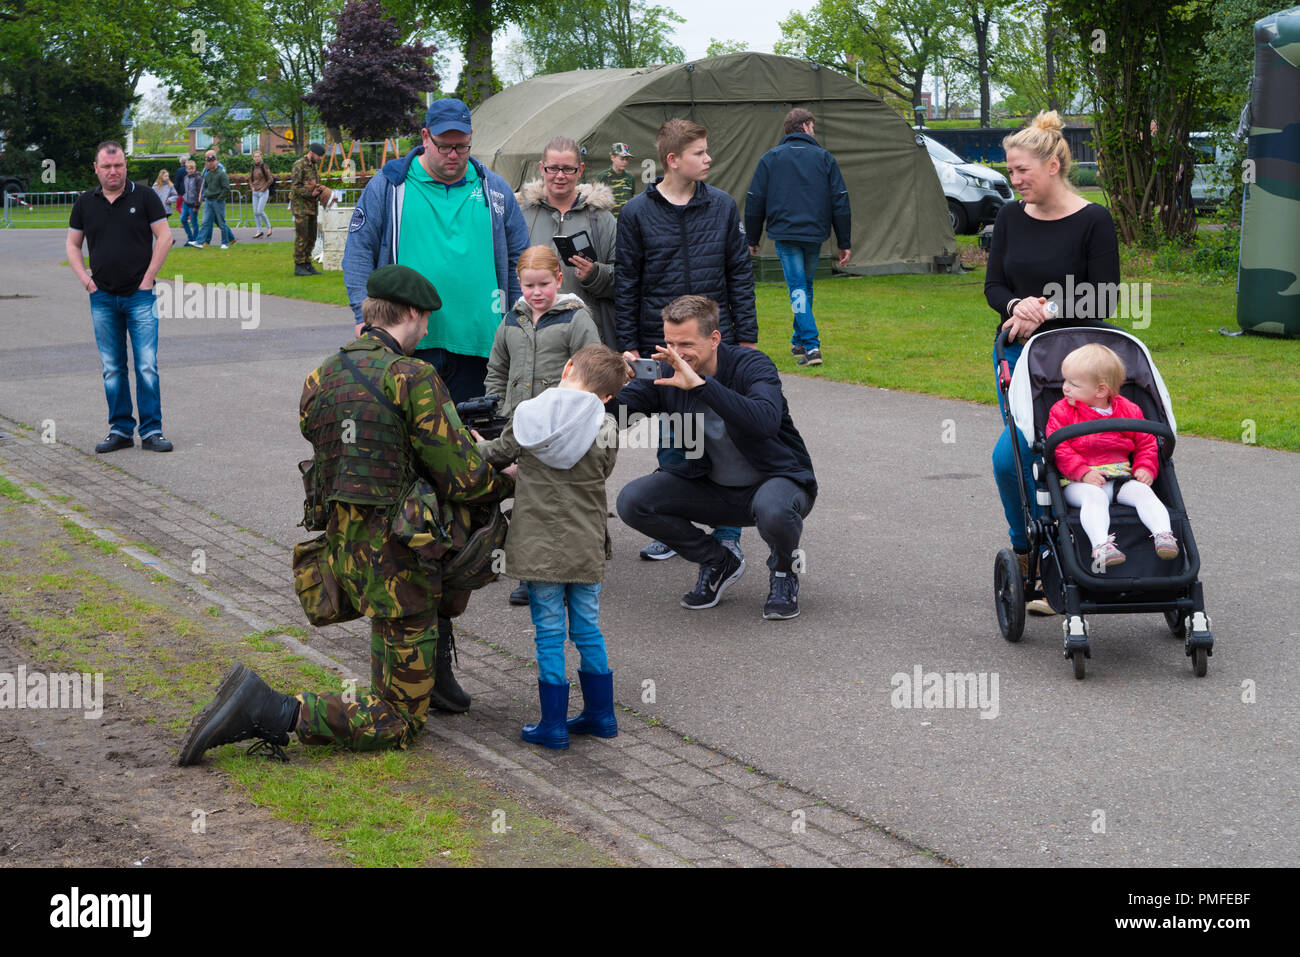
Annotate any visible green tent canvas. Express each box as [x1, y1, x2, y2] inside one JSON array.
[[471, 52, 959, 276]]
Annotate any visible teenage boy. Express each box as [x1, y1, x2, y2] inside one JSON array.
[[615, 118, 758, 563]]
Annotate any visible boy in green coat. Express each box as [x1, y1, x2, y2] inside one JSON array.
[[475, 344, 631, 749]]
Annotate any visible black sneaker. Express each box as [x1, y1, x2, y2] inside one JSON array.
[[141, 434, 173, 452], [797, 349, 823, 367], [791, 345, 806, 356], [177, 663, 299, 765], [639, 540, 677, 561], [95, 433, 133, 453], [508, 581, 530, 605], [763, 570, 800, 620], [294, 263, 314, 276], [681, 548, 745, 610]]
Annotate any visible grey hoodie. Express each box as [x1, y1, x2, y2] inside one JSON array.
[[512, 387, 606, 470]]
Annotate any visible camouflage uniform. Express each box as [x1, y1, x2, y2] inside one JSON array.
[[294, 329, 513, 750], [595, 167, 636, 216], [291, 154, 321, 266]]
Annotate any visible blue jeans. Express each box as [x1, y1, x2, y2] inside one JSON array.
[[196, 199, 234, 245], [527, 582, 609, 685], [992, 341, 1039, 551], [180, 202, 200, 241], [89, 288, 162, 439], [657, 425, 740, 544], [774, 239, 822, 351]]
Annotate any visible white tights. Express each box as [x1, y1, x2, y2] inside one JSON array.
[[1063, 480, 1172, 548]]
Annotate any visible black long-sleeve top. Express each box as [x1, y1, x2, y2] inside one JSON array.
[[984, 200, 1121, 333]]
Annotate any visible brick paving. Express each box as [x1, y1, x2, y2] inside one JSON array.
[[0, 419, 949, 868]]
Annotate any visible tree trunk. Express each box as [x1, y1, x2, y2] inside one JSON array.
[[463, 0, 494, 108], [1044, 4, 1059, 114]]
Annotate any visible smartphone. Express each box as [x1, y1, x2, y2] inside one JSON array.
[[629, 358, 660, 380]]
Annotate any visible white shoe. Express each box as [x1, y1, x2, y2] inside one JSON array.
[[220, 243, 228, 250]]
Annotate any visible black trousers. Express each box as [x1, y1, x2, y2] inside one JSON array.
[[617, 471, 813, 573], [412, 348, 489, 405]]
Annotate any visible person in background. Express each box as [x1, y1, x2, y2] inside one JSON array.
[[249, 149, 275, 239], [152, 170, 177, 217], [595, 142, 636, 216], [179, 159, 202, 245]]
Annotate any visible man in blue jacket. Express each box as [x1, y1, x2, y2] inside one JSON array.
[[615, 295, 817, 621], [745, 108, 852, 368], [342, 98, 529, 403]]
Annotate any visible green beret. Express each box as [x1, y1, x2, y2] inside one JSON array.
[[365, 265, 442, 312]]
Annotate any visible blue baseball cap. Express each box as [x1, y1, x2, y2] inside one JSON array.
[[425, 98, 472, 135]]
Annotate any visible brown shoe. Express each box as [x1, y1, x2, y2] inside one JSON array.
[[1017, 551, 1056, 616]]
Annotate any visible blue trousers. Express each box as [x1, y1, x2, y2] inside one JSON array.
[[196, 199, 234, 245], [992, 341, 1040, 551], [774, 239, 822, 351], [527, 582, 609, 685]]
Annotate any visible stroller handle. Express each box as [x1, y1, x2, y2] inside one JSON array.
[[995, 328, 1015, 390], [1044, 418, 1176, 462]]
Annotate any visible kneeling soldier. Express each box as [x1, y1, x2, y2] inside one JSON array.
[[179, 265, 514, 764]]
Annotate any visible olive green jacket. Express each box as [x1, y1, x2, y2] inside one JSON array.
[[482, 293, 601, 418]]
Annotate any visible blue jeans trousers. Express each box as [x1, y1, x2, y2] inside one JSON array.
[[180, 202, 200, 241], [527, 582, 609, 685], [774, 239, 822, 351], [196, 199, 234, 245], [992, 341, 1040, 551], [89, 288, 162, 439]]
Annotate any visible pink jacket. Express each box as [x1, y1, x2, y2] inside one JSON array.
[[1047, 393, 1159, 482]]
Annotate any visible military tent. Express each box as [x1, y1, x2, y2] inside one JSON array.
[[470, 53, 959, 276]]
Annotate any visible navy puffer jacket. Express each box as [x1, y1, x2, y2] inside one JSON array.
[[614, 180, 758, 355]]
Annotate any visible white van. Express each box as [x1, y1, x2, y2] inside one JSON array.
[[916, 132, 1012, 233]]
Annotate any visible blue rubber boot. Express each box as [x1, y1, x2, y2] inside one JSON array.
[[566, 670, 618, 738], [521, 679, 570, 750]]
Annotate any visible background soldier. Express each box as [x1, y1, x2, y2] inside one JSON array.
[[595, 142, 636, 216], [291, 143, 331, 276], [179, 265, 515, 764]]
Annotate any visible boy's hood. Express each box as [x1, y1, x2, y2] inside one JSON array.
[[511, 387, 605, 470], [511, 291, 586, 318]]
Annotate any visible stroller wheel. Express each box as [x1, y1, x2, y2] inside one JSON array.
[[994, 549, 1025, 643], [1072, 650, 1086, 680], [1191, 646, 1208, 678], [1163, 609, 1188, 639]]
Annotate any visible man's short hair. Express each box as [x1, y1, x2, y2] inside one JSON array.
[[569, 344, 629, 398], [656, 118, 707, 169], [784, 108, 815, 136], [360, 296, 411, 329], [662, 295, 720, 337], [95, 141, 124, 161]]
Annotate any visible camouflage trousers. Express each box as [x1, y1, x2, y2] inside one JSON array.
[[294, 214, 317, 265], [294, 611, 437, 750]]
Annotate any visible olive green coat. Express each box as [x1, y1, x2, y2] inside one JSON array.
[[482, 293, 602, 418]]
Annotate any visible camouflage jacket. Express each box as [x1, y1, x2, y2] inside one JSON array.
[[290, 156, 321, 216], [595, 167, 635, 214], [300, 330, 514, 619]]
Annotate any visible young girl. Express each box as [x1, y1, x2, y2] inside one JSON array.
[[249, 149, 275, 238], [1047, 343, 1179, 566], [152, 170, 177, 216], [484, 245, 603, 605]]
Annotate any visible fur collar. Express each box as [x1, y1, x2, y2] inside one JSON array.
[[516, 179, 616, 212]]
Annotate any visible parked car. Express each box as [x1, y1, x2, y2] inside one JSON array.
[[916, 131, 1011, 234], [1189, 131, 1232, 212]]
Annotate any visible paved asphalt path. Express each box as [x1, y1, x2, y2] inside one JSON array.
[[2, 228, 1296, 867]]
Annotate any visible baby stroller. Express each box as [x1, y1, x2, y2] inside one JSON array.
[[993, 325, 1214, 679]]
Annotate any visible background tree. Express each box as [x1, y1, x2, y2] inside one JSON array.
[[305, 0, 438, 151], [940, 0, 1008, 125], [706, 38, 749, 57], [134, 89, 189, 154], [992, 1, 1085, 118], [420, 0, 539, 106], [1056, 0, 1215, 243], [517, 0, 685, 74]]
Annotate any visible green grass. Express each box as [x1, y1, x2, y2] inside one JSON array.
[[0, 476, 35, 502]]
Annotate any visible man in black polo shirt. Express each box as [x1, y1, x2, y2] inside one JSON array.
[[66, 140, 176, 452]]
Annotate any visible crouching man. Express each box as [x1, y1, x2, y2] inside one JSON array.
[[614, 295, 817, 620], [178, 265, 514, 764]]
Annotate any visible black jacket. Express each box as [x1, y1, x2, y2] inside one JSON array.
[[744, 132, 851, 247], [611, 343, 817, 498], [614, 180, 758, 354]]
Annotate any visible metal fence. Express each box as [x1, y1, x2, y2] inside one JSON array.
[[3, 186, 364, 230]]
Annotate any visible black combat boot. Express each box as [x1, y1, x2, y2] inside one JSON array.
[[430, 616, 471, 713], [294, 263, 314, 276], [177, 664, 300, 765]]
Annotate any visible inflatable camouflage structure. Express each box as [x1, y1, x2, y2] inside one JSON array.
[[1238, 6, 1300, 336]]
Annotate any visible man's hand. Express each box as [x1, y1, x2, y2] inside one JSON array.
[[619, 351, 637, 382], [84, 277, 98, 293], [651, 343, 704, 390], [570, 254, 595, 281], [838, 248, 851, 267], [1081, 469, 1106, 487], [501, 463, 518, 479], [748, 245, 759, 256], [1133, 468, 1155, 486], [318, 186, 334, 206], [138, 276, 155, 291], [1001, 296, 1050, 342], [470, 428, 485, 443]]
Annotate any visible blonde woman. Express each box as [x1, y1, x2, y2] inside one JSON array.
[[152, 170, 177, 216], [249, 149, 275, 237]]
